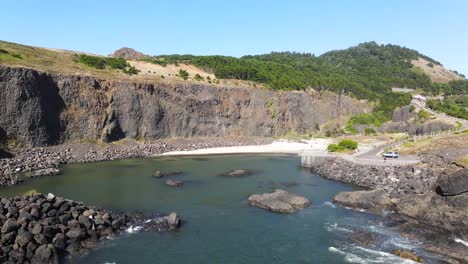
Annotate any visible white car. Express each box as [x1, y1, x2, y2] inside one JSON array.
[[382, 151, 399, 158]]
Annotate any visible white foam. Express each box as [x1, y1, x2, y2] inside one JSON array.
[[454, 238, 468, 247], [328, 247, 367, 263], [329, 245, 419, 264], [324, 222, 353, 233], [125, 226, 143, 234], [104, 262, 116, 264], [144, 219, 151, 224], [321, 201, 336, 208]]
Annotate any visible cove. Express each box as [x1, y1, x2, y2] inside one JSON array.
[[0, 155, 442, 263]]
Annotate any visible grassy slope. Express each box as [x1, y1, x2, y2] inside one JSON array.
[[0, 40, 260, 88]]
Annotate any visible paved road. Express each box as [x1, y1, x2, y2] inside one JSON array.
[[411, 99, 468, 129], [355, 145, 419, 161]]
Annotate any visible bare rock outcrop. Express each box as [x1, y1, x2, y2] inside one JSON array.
[[248, 190, 310, 213], [332, 189, 394, 214], [0, 66, 370, 147], [111, 47, 147, 60]]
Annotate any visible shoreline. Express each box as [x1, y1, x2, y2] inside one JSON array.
[[0, 137, 274, 186], [153, 139, 332, 157]]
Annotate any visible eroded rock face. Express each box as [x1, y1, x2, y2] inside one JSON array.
[[435, 168, 468, 196], [0, 66, 370, 147], [0, 193, 181, 263], [248, 190, 310, 213], [332, 189, 393, 214]]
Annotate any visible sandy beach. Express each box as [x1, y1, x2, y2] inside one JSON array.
[[155, 139, 333, 156]]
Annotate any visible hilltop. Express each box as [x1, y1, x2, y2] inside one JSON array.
[[0, 40, 466, 101]]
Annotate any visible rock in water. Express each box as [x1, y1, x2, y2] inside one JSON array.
[[391, 249, 423, 263], [350, 231, 376, 246], [223, 169, 254, 177], [153, 170, 163, 178], [248, 189, 310, 213], [153, 170, 183, 178], [165, 179, 184, 187], [30, 168, 62, 178], [165, 212, 181, 230], [332, 189, 393, 214]]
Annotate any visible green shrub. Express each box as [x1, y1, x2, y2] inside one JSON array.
[[123, 66, 140, 75], [327, 144, 343, 152], [417, 109, 431, 121], [338, 139, 358, 150], [194, 74, 204, 81], [178, 69, 189, 80], [0, 49, 9, 54], [364, 127, 377, 135], [74, 54, 133, 73], [327, 139, 358, 152], [345, 113, 381, 134], [427, 99, 468, 120]]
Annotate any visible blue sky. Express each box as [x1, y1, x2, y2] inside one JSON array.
[[1, 0, 467, 75]]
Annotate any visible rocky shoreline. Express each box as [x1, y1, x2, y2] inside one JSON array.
[[309, 149, 468, 263], [0, 193, 180, 264], [0, 137, 272, 186]]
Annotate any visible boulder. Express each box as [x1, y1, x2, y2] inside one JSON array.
[[435, 168, 468, 196], [247, 190, 310, 213], [333, 189, 393, 214], [1, 219, 20, 233], [31, 244, 59, 264], [165, 179, 184, 187], [165, 212, 181, 230]]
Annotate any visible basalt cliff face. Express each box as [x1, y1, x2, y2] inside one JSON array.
[[0, 66, 370, 147]]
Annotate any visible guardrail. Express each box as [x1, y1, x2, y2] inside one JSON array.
[[374, 126, 463, 155], [299, 151, 419, 167]]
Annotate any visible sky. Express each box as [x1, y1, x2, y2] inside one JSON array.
[[1, 0, 467, 75]]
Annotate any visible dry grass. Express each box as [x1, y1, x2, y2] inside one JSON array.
[[455, 155, 468, 168], [0, 40, 262, 89], [399, 133, 468, 154], [335, 133, 407, 145], [411, 57, 463, 83]]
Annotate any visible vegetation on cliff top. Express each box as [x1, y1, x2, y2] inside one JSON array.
[[73, 54, 140, 75], [145, 42, 465, 100]]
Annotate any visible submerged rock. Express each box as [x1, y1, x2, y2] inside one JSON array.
[[349, 231, 376, 246], [223, 169, 255, 177], [30, 168, 62, 178], [391, 249, 423, 263], [332, 189, 394, 214], [165, 179, 184, 187], [248, 189, 310, 213], [153, 170, 183, 178]]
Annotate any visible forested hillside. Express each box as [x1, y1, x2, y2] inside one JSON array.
[[143, 42, 466, 100]]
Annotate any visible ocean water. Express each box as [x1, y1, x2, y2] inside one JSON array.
[[0, 155, 443, 263]]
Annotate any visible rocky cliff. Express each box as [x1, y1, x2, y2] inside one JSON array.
[[0, 66, 370, 147]]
